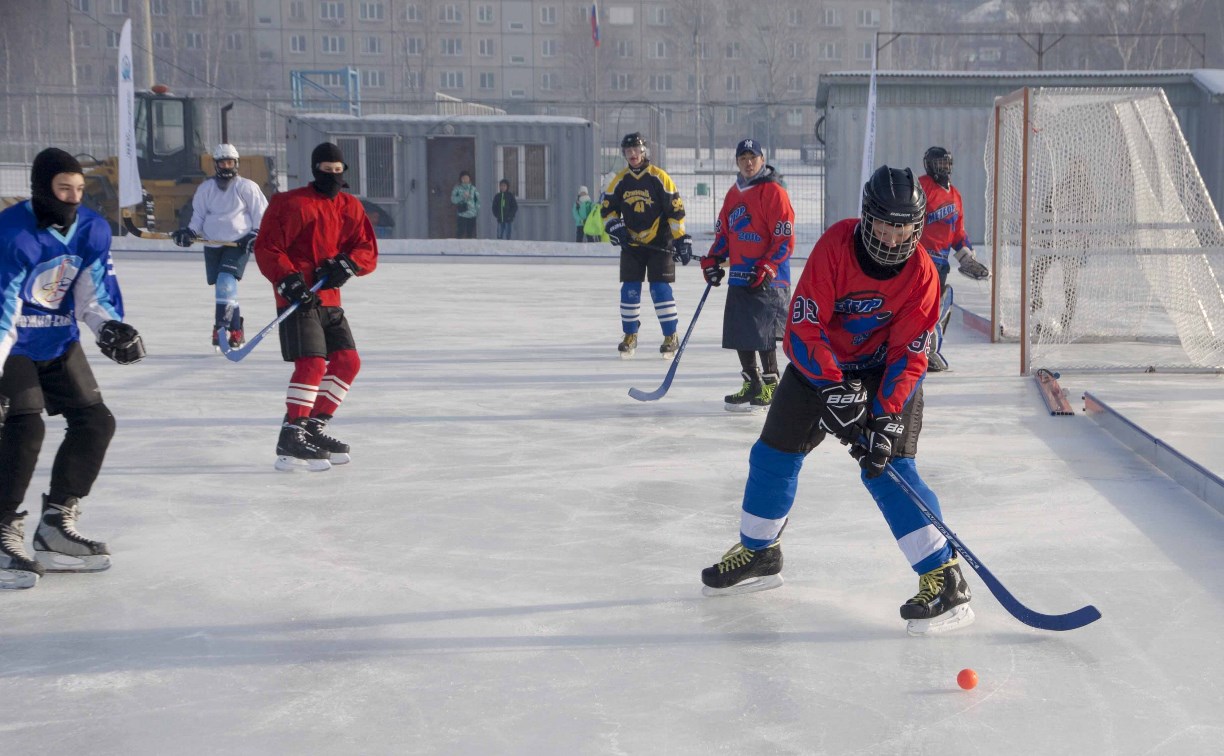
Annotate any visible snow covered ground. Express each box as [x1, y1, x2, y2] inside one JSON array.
[[2, 251, 1222, 755]]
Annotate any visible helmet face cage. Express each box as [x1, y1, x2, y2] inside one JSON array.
[[213, 143, 240, 179], [923, 147, 953, 184], [621, 132, 648, 161], [861, 166, 926, 267]]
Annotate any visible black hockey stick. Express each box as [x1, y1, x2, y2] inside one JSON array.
[[122, 210, 237, 246], [879, 457, 1101, 631], [218, 278, 327, 363], [628, 282, 713, 401]]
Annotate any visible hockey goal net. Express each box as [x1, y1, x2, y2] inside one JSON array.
[[987, 86, 1224, 373]]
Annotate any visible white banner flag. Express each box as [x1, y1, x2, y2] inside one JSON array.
[[117, 19, 143, 208], [858, 35, 879, 213]]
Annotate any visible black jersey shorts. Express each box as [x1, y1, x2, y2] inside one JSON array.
[[0, 341, 103, 417], [203, 245, 252, 286], [759, 363, 924, 459], [619, 243, 675, 284], [278, 304, 357, 361]]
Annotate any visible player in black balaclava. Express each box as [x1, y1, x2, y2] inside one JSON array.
[[310, 142, 349, 199], [30, 148, 84, 230]]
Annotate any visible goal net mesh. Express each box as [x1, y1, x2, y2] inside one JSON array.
[[987, 87, 1224, 372]]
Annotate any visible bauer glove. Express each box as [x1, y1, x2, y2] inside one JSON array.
[[276, 272, 315, 307], [315, 253, 359, 290], [606, 217, 630, 247], [171, 227, 197, 248], [700, 255, 726, 286], [97, 321, 146, 365], [748, 262, 777, 289], [816, 379, 868, 442], [954, 248, 990, 281], [671, 235, 694, 266], [852, 414, 906, 479]]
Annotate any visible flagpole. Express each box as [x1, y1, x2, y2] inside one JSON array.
[[592, 2, 601, 194]]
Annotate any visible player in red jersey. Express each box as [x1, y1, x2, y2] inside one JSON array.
[[918, 147, 989, 371], [700, 138, 795, 411], [254, 142, 379, 472], [700, 166, 975, 636]]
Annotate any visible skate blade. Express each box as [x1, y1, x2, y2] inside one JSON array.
[[701, 574, 783, 597], [330, 452, 351, 465], [724, 403, 759, 413], [661, 351, 676, 361], [906, 604, 975, 636], [618, 350, 636, 360], [274, 455, 332, 472], [0, 568, 40, 590], [34, 551, 112, 573]]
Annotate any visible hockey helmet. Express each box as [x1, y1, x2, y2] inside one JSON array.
[[620, 132, 649, 163], [213, 143, 240, 178], [860, 166, 926, 268], [923, 146, 953, 186]]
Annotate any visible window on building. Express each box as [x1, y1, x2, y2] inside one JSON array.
[[289, 2, 305, 21], [322, 35, 346, 54], [187, 0, 205, 18], [185, 31, 204, 48], [225, 1, 241, 17], [610, 73, 633, 91], [509, 54, 526, 64], [76, 63, 93, 81], [648, 40, 667, 59], [440, 38, 462, 56], [440, 4, 462, 23], [616, 40, 634, 58], [725, 42, 741, 59], [361, 69, 385, 88], [818, 42, 841, 60], [150, 0, 167, 15], [290, 35, 308, 53], [787, 109, 804, 127], [821, 8, 840, 26], [858, 41, 875, 61], [153, 31, 170, 48], [335, 136, 394, 200], [540, 72, 558, 91], [404, 4, 420, 22], [608, 6, 633, 24], [857, 8, 881, 27], [225, 32, 243, 50], [650, 74, 673, 92], [405, 37, 423, 55], [647, 6, 669, 25], [787, 41, 804, 59], [106, 29, 121, 48], [405, 70, 421, 90], [788, 8, 802, 25], [478, 39, 495, 57], [361, 36, 382, 54], [321, 2, 344, 21], [541, 39, 558, 57], [499, 144, 549, 201], [724, 107, 736, 125], [359, 2, 385, 21], [109, 0, 129, 13], [320, 73, 343, 87], [540, 6, 556, 25], [72, 0, 90, 12], [476, 5, 494, 23], [479, 72, 496, 90], [787, 74, 802, 92], [439, 70, 464, 90]]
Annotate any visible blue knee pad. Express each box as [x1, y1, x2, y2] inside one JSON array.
[[648, 282, 678, 336], [620, 282, 642, 334], [740, 440, 806, 549], [215, 272, 238, 305], [861, 456, 952, 573]]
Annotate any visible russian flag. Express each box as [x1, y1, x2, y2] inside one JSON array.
[[591, 2, 600, 48]]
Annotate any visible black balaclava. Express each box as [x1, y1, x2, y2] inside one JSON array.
[[310, 142, 348, 199], [31, 148, 84, 230]]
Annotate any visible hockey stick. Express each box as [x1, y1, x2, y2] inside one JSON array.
[[880, 459, 1101, 631], [628, 282, 713, 401], [218, 278, 327, 363], [121, 210, 237, 246]]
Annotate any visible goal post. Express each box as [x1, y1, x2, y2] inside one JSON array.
[[986, 86, 1224, 374]]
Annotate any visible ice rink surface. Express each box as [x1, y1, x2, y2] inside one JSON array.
[[3, 253, 1223, 755]]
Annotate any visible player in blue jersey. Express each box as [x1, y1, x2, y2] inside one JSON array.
[[699, 166, 974, 636], [0, 148, 145, 591]]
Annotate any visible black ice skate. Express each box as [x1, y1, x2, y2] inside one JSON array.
[[750, 372, 779, 408], [659, 333, 679, 360], [618, 333, 637, 359], [901, 556, 975, 636], [303, 416, 351, 465], [1, 511, 45, 590], [33, 496, 112, 573], [724, 370, 762, 413], [275, 417, 332, 472], [701, 540, 784, 597]]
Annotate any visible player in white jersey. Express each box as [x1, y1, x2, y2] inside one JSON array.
[[172, 144, 269, 351]]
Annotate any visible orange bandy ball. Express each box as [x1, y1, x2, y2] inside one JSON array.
[[957, 668, 978, 690]]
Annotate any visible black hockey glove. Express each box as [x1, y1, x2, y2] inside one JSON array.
[[748, 262, 778, 290], [276, 272, 316, 307], [171, 227, 197, 248], [671, 235, 694, 265], [237, 231, 258, 256], [97, 321, 146, 365], [954, 249, 990, 281], [853, 414, 906, 479], [700, 255, 725, 286], [315, 253, 359, 290], [816, 378, 867, 442], [606, 217, 630, 247]]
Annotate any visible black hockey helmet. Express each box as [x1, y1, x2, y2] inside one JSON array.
[[923, 146, 953, 186], [861, 165, 926, 268], [620, 132, 649, 163]]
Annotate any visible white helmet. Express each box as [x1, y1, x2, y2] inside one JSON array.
[[213, 143, 240, 178]]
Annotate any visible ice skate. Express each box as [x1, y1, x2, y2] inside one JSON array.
[[750, 372, 779, 408], [212, 327, 222, 354], [701, 540, 783, 597], [618, 332, 637, 359], [659, 333, 679, 360], [927, 350, 950, 373], [303, 416, 350, 465], [33, 496, 112, 573], [724, 370, 762, 413], [275, 417, 332, 472], [1, 512, 44, 590], [901, 556, 975, 636], [227, 317, 245, 349]]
